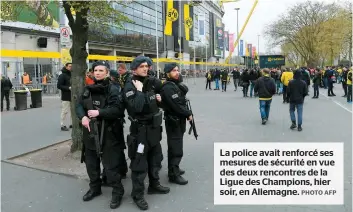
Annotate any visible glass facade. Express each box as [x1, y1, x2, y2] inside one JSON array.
[[88, 1, 164, 52]]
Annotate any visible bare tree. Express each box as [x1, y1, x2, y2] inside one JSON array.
[[264, 1, 340, 67]]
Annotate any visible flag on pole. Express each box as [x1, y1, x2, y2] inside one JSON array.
[[239, 39, 243, 56]]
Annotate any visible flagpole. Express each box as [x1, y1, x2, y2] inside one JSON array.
[[179, 0, 182, 73], [154, 0, 159, 78], [205, 11, 207, 73]]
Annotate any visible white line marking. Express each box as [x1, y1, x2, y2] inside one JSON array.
[[320, 93, 352, 113]]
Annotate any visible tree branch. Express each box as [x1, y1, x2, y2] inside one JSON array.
[[63, 1, 74, 28]]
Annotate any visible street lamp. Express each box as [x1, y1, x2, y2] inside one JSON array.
[[257, 34, 260, 56], [234, 8, 240, 56]]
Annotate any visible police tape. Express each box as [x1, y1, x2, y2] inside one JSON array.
[[1, 49, 239, 66]]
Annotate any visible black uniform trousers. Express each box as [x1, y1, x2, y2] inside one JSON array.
[[102, 122, 128, 178], [84, 143, 124, 197], [165, 118, 185, 177], [128, 125, 163, 198], [1, 90, 10, 110]]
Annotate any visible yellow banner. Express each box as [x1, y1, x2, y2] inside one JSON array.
[[164, 0, 178, 36], [184, 4, 191, 41]]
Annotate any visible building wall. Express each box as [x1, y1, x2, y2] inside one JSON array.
[[1, 29, 60, 81]]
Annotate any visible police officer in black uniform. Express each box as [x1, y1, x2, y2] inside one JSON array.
[[123, 56, 169, 210], [76, 61, 125, 209], [160, 63, 192, 185]]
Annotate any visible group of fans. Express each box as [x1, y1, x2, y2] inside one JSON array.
[[205, 66, 353, 103], [203, 66, 352, 130]]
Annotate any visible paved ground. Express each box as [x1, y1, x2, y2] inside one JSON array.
[[1, 78, 352, 212]]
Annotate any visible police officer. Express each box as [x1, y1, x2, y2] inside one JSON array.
[[76, 61, 125, 209], [160, 63, 191, 185], [101, 69, 128, 185], [123, 56, 169, 210]]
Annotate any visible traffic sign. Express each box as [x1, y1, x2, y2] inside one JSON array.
[[60, 27, 71, 46]]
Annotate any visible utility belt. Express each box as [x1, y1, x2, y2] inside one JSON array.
[[129, 111, 162, 133]]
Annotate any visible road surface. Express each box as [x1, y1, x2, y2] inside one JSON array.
[[1, 78, 352, 212]]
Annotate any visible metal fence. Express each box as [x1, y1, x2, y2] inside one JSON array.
[[2, 60, 62, 96]]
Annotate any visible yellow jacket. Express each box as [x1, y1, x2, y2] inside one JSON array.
[[347, 70, 352, 85], [281, 72, 294, 86]]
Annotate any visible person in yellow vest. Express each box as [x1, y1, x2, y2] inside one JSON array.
[[280, 69, 294, 103], [22, 72, 32, 85], [347, 68, 352, 103], [42, 74, 48, 93], [205, 70, 212, 90]]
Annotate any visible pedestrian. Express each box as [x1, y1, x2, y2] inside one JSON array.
[[160, 63, 191, 185], [213, 69, 221, 90], [254, 68, 276, 125], [347, 68, 352, 103], [76, 61, 125, 209], [241, 69, 250, 97], [205, 70, 212, 90], [1, 75, 13, 111], [231, 68, 240, 91], [57, 62, 72, 131], [287, 70, 308, 131], [221, 69, 228, 92], [123, 56, 169, 210], [325, 66, 336, 96], [248, 69, 257, 97], [280, 69, 293, 103], [341, 67, 348, 97], [312, 69, 321, 98]]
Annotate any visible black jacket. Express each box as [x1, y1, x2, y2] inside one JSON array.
[[1, 77, 13, 91], [75, 79, 125, 150], [57, 68, 71, 101], [232, 70, 240, 79], [160, 79, 191, 119], [241, 72, 250, 85], [287, 71, 308, 104], [254, 75, 276, 99]]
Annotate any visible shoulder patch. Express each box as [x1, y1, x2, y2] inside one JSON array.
[[172, 94, 178, 99], [126, 90, 134, 98]]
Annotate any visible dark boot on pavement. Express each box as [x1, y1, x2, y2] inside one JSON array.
[[69, 125, 72, 128], [83, 189, 102, 201], [147, 183, 170, 194], [179, 169, 185, 175], [169, 175, 188, 185], [261, 119, 267, 125], [110, 195, 122, 209], [133, 196, 148, 210], [290, 121, 297, 129], [298, 125, 303, 131], [61, 126, 69, 131]]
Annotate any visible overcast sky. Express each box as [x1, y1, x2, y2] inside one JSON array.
[[222, 0, 337, 55]]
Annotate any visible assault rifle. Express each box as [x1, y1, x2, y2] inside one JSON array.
[[186, 99, 198, 140], [83, 90, 103, 158]]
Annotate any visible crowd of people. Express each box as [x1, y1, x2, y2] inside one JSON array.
[[203, 66, 352, 129]]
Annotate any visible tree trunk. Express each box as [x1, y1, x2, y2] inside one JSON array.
[[70, 23, 88, 153]]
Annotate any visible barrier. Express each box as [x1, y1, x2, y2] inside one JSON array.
[[1, 49, 239, 67]]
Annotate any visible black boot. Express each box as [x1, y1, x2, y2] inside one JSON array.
[[83, 189, 102, 201], [133, 196, 148, 210], [169, 175, 188, 185], [298, 125, 302, 131], [147, 183, 170, 194], [179, 169, 185, 175], [110, 195, 122, 209], [290, 121, 297, 129]]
